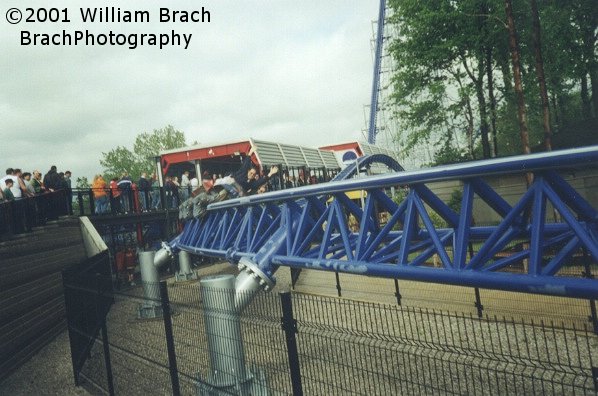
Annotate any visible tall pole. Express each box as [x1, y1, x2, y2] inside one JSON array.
[[367, 0, 387, 144]]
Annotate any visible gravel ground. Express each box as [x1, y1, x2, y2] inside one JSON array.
[[0, 330, 89, 395], [2, 263, 596, 395]]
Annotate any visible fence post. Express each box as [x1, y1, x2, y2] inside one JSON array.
[[393, 279, 402, 306], [5, 201, 15, 238], [279, 291, 303, 396], [24, 198, 34, 232], [36, 194, 46, 225], [95, 274, 115, 396], [159, 281, 181, 396], [474, 287, 484, 318], [160, 187, 167, 211], [12, 200, 26, 234], [582, 248, 598, 334], [88, 189, 95, 215], [109, 189, 117, 215], [335, 272, 342, 297], [77, 191, 85, 216]]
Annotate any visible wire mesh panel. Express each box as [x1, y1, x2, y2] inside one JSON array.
[[78, 337, 111, 395], [104, 289, 173, 395], [65, 268, 598, 395], [166, 281, 212, 394], [240, 291, 293, 395], [291, 293, 597, 395], [166, 281, 293, 395]]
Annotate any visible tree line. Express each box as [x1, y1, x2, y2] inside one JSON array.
[[388, 0, 597, 165], [99, 125, 188, 182]]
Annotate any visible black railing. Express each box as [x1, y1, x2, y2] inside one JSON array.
[[0, 189, 69, 240], [73, 187, 185, 217], [64, 277, 598, 395], [72, 175, 339, 217]]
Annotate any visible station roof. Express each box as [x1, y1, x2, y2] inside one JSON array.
[[159, 138, 341, 174], [252, 139, 340, 169]]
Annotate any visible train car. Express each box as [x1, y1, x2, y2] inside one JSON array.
[[157, 138, 344, 191]]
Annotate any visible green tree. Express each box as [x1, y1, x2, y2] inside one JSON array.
[[76, 176, 90, 189], [100, 125, 187, 181], [388, 0, 506, 160], [388, 0, 597, 166]]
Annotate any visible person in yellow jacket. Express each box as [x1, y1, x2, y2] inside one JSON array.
[[92, 175, 108, 214]]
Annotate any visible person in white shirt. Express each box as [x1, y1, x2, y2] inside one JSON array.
[[13, 169, 32, 198], [0, 168, 20, 198], [180, 170, 191, 200]]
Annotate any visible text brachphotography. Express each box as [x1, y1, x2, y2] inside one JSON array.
[[20, 30, 192, 50]]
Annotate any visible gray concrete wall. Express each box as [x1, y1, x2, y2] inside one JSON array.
[[0, 218, 88, 381], [425, 168, 598, 225]]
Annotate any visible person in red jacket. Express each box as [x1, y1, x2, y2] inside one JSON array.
[[109, 178, 122, 213]]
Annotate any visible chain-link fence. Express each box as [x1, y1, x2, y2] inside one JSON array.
[[63, 265, 598, 395]]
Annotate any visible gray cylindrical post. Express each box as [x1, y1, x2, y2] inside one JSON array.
[[200, 275, 249, 390], [138, 251, 163, 319], [140, 251, 159, 300], [175, 250, 198, 282], [197, 275, 269, 395], [155, 156, 164, 188], [195, 160, 202, 184]]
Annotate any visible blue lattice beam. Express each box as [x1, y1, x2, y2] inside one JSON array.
[[173, 147, 598, 299]]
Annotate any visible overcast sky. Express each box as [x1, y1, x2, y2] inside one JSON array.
[[0, 0, 380, 182]]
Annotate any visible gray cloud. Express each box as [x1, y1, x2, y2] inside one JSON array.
[[0, 0, 378, 181]]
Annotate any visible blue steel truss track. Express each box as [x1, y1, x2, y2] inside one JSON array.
[[175, 147, 598, 299]]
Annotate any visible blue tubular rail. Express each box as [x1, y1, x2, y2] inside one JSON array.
[[330, 153, 405, 181], [175, 147, 598, 299]]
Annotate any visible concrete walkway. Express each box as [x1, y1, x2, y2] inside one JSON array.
[[0, 330, 89, 395]]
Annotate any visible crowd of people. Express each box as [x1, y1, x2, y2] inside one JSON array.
[[89, 147, 281, 216], [1, 147, 338, 219], [91, 172, 159, 215], [0, 166, 72, 202]]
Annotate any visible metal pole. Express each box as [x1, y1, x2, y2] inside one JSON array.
[[175, 250, 198, 282], [393, 278, 402, 306], [77, 191, 84, 216], [198, 275, 251, 394], [138, 251, 163, 319], [367, 0, 387, 144], [96, 274, 115, 396], [474, 287, 484, 318], [155, 156, 164, 187], [582, 248, 598, 334], [159, 281, 181, 396], [195, 160, 202, 185], [280, 291, 303, 396], [88, 189, 95, 215]]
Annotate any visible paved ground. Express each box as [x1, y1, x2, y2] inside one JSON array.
[[0, 330, 89, 395]]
